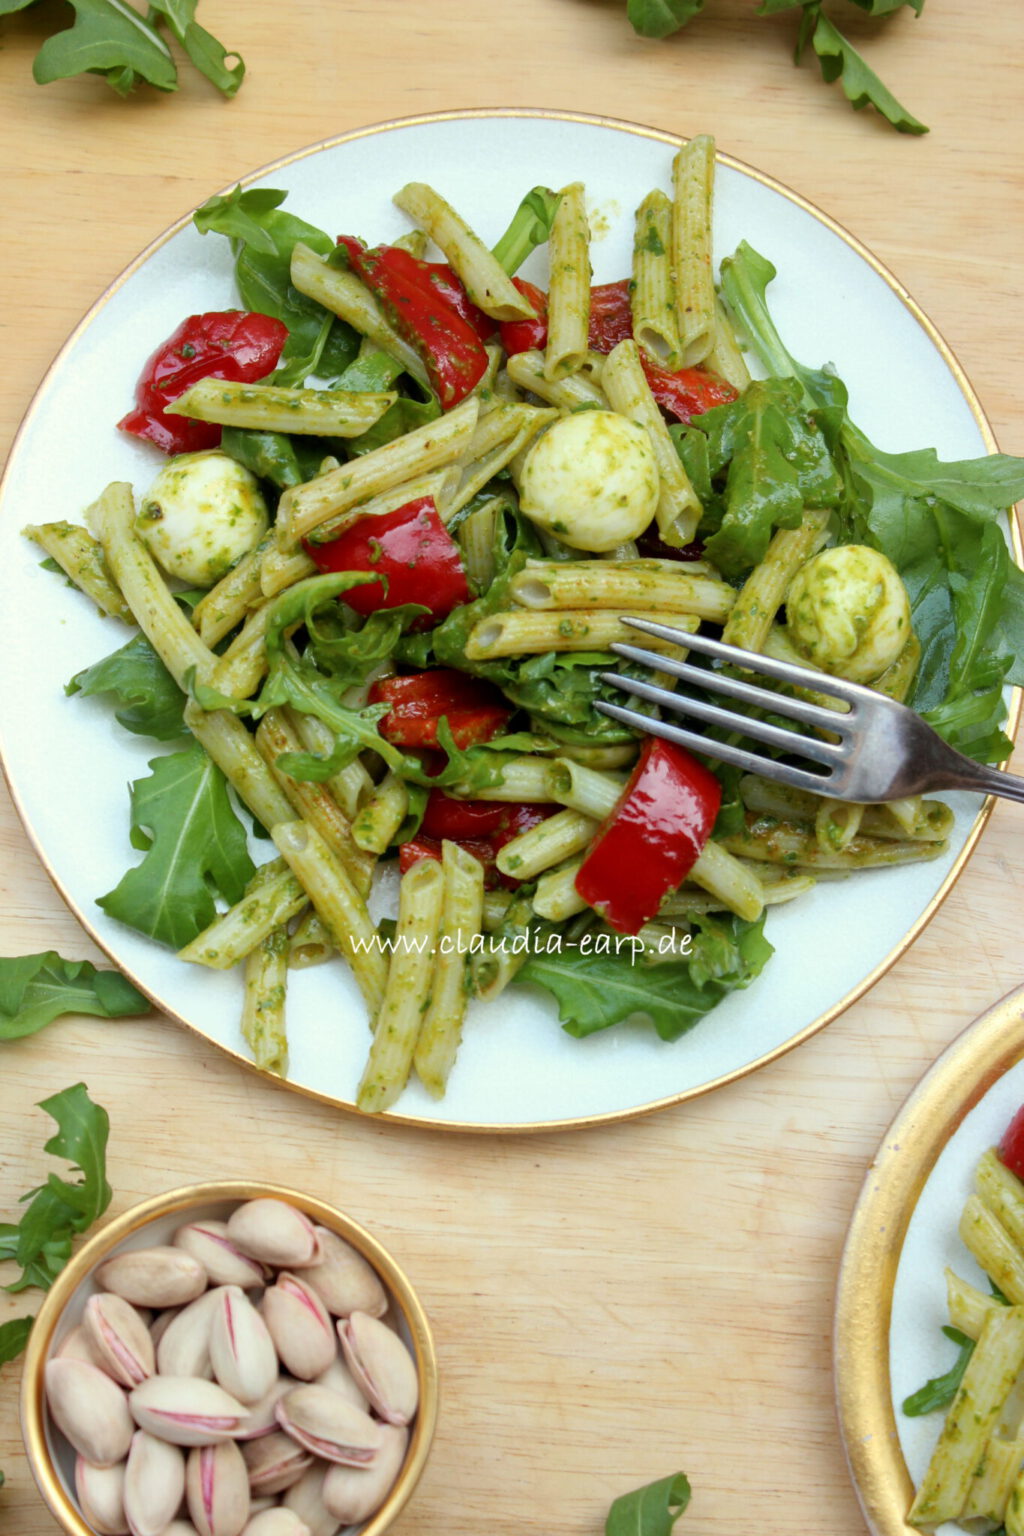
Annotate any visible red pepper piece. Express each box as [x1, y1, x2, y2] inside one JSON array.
[[369, 670, 513, 750], [304, 495, 471, 624], [420, 792, 518, 840], [118, 310, 289, 456], [574, 737, 722, 935], [399, 834, 497, 877], [998, 1107, 1024, 1182], [587, 280, 634, 352], [338, 237, 489, 410], [420, 262, 497, 343], [641, 358, 739, 422], [400, 802, 555, 889], [498, 279, 549, 355]]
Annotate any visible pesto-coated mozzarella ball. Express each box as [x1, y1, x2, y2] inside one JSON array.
[[785, 543, 912, 684], [137, 450, 269, 587], [518, 410, 659, 553]]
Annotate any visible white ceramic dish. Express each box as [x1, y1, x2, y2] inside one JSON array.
[[835, 984, 1024, 1535], [0, 109, 1008, 1130]]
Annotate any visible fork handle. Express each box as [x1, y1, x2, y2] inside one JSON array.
[[934, 758, 1024, 805]]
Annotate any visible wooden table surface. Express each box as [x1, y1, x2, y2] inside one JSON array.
[[2, 3, 1023, 1531]]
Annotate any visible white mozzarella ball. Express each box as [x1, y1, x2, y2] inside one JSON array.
[[785, 543, 912, 683], [137, 450, 269, 587], [518, 410, 660, 553]]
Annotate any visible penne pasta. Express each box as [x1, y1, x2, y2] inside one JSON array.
[[24, 520, 132, 621], [496, 808, 598, 883], [178, 858, 308, 971], [509, 557, 735, 621], [182, 700, 297, 837], [392, 182, 536, 321], [671, 134, 717, 366], [465, 606, 698, 660], [351, 771, 410, 855], [506, 348, 608, 411], [240, 926, 290, 1076], [167, 378, 397, 437], [630, 189, 682, 369], [544, 182, 591, 380], [290, 241, 428, 386], [601, 338, 702, 546], [414, 841, 486, 1098], [721, 507, 831, 654]]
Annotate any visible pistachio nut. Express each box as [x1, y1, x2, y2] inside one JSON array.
[[226, 1201, 320, 1270], [233, 1375, 297, 1441], [186, 1439, 251, 1536], [246, 1498, 277, 1517], [313, 1356, 367, 1413], [261, 1274, 335, 1381], [322, 1423, 408, 1524], [57, 1322, 112, 1374], [306, 1228, 387, 1319], [281, 1465, 341, 1536], [156, 1288, 221, 1380], [129, 1376, 250, 1447], [174, 1222, 269, 1289], [75, 1455, 129, 1536], [240, 1429, 313, 1495], [163, 1525, 203, 1536], [243, 1510, 312, 1536], [208, 1286, 279, 1406], [150, 1306, 182, 1349], [95, 1246, 208, 1309], [45, 1358, 134, 1467], [338, 1311, 418, 1427], [123, 1430, 186, 1536], [84, 1294, 156, 1388], [274, 1383, 382, 1467]]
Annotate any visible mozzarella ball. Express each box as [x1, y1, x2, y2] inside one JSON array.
[[518, 410, 660, 553], [137, 450, 269, 587], [785, 544, 912, 684]]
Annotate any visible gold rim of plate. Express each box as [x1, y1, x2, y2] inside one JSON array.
[[834, 982, 1024, 1535], [1, 108, 1020, 1134], [19, 1180, 439, 1536]]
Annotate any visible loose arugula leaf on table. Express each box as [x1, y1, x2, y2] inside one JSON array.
[[0, 1084, 111, 1297], [67, 634, 188, 741], [0, 1318, 34, 1366], [717, 240, 1024, 760], [97, 741, 255, 948], [521, 914, 772, 1041], [16, 0, 243, 98], [902, 1326, 974, 1415], [0, 953, 148, 1042], [606, 1471, 692, 1535], [627, 0, 704, 39]]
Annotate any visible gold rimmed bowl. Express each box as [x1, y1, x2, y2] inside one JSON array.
[[19, 1180, 439, 1536]]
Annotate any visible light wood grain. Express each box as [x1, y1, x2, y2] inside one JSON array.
[[2, 2, 1023, 1531]]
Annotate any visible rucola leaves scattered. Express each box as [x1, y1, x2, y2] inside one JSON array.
[[605, 1472, 692, 1535], [0, 952, 148, 1042]]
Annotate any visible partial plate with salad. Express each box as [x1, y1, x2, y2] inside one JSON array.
[[0, 109, 1021, 1131]]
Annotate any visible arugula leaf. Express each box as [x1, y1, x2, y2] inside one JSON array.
[[521, 913, 772, 1041], [193, 187, 358, 386], [32, 0, 176, 94], [491, 187, 563, 275], [0, 1317, 34, 1365], [807, 9, 928, 133], [626, 0, 704, 39], [606, 1472, 692, 1535], [0, 953, 148, 1042], [1, 1084, 111, 1295], [147, 0, 243, 97], [98, 742, 255, 948], [67, 634, 188, 741], [902, 1326, 974, 1416]]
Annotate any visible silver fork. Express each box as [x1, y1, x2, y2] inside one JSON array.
[[595, 616, 1024, 805]]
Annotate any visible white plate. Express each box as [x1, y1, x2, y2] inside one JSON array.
[[0, 110, 1007, 1130], [835, 984, 1024, 1535]]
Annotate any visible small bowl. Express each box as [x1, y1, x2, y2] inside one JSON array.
[[20, 1180, 438, 1536]]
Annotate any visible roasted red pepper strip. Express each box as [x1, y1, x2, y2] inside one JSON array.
[[399, 834, 497, 877], [641, 358, 739, 422], [369, 670, 513, 750], [574, 737, 722, 935], [401, 802, 554, 888], [118, 310, 288, 456], [998, 1107, 1024, 1181], [304, 495, 471, 623], [338, 236, 489, 409], [498, 278, 549, 354], [419, 262, 497, 343], [587, 280, 634, 352]]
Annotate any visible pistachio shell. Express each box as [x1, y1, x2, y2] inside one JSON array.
[[274, 1384, 382, 1468], [174, 1222, 269, 1289], [322, 1423, 408, 1524], [150, 1306, 182, 1349], [75, 1456, 129, 1536], [261, 1275, 335, 1381], [305, 1228, 387, 1319], [123, 1430, 186, 1536], [209, 1286, 279, 1405], [233, 1375, 298, 1441], [129, 1376, 250, 1447], [281, 1466, 341, 1536], [241, 1429, 313, 1495], [313, 1356, 367, 1413], [186, 1439, 251, 1536], [84, 1294, 156, 1388], [163, 1525, 202, 1536], [58, 1322, 113, 1374], [95, 1246, 208, 1309], [243, 1511, 312, 1536], [226, 1201, 320, 1269], [45, 1358, 134, 1467], [338, 1311, 419, 1427], [157, 1288, 221, 1380]]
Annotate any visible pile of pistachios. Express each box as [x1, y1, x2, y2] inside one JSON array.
[[43, 1197, 419, 1536]]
